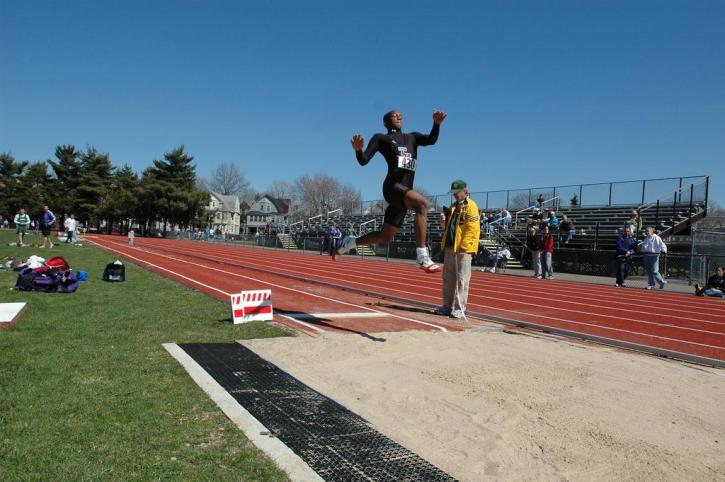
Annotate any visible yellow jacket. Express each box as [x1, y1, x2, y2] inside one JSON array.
[[440, 197, 481, 254]]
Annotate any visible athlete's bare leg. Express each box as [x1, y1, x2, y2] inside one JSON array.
[[403, 190, 429, 248], [355, 223, 399, 246]]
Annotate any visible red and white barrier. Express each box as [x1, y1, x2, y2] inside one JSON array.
[[231, 290, 273, 324]]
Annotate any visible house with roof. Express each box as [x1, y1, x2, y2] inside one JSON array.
[[246, 195, 291, 234], [208, 192, 241, 235]]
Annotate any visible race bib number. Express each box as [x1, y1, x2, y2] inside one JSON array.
[[397, 147, 416, 171]]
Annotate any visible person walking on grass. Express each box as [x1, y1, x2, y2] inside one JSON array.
[[40, 205, 56, 249], [64, 214, 77, 243], [436, 180, 480, 319], [13, 208, 30, 246], [338, 109, 447, 273]]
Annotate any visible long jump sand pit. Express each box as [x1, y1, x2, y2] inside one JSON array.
[[244, 328, 725, 481]]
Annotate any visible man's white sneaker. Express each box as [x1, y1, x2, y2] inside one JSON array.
[[418, 256, 441, 273], [450, 309, 465, 319], [336, 236, 357, 256]]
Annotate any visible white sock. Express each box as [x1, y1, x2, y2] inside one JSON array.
[[416, 247, 428, 261]]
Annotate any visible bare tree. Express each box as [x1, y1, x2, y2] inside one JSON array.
[[293, 174, 362, 216], [207, 161, 249, 197], [266, 180, 295, 200]]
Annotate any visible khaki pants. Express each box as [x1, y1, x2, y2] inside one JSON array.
[[442, 248, 472, 313]]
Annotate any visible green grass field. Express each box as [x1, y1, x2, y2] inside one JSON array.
[[0, 230, 292, 481]]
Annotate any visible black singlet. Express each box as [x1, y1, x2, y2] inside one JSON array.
[[355, 123, 440, 205]]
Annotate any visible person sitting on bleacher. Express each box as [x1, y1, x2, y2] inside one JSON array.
[[527, 207, 543, 227], [558, 214, 575, 245], [499, 208, 512, 230], [541, 209, 559, 231]]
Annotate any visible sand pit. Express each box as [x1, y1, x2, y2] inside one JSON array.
[[244, 328, 725, 481]]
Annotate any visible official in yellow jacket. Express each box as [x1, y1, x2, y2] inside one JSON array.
[[436, 180, 481, 318]]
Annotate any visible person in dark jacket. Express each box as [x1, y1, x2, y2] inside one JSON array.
[[526, 227, 541, 278], [615, 227, 637, 287], [695, 266, 725, 298]]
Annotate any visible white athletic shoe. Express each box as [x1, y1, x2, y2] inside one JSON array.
[[417, 256, 441, 273], [450, 309, 465, 319], [336, 235, 357, 256]]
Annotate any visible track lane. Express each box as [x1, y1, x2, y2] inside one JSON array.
[[89, 236, 725, 363], [88, 237, 456, 335], [127, 238, 725, 336]]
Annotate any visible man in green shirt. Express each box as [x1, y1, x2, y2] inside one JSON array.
[[13, 208, 31, 246]]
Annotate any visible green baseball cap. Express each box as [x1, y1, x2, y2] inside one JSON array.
[[449, 179, 467, 194]]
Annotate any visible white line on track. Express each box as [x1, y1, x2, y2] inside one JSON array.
[[197, 241, 725, 318], [89, 238, 448, 333], [91, 237, 723, 352], [285, 312, 391, 319], [138, 239, 725, 324], [143, 241, 724, 337], [85, 239, 321, 336]]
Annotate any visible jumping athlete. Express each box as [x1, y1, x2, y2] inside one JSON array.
[[337, 109, 447, 272]]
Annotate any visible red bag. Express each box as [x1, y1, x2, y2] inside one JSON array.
[[46, 256, 70, 272]]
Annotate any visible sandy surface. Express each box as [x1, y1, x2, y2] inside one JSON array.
[[244, 328, 725, 481]]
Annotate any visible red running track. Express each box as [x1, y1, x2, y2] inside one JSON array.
[[87, 235, 725, 366]]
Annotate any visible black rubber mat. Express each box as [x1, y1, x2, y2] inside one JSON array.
[[179, 343, 457, 481]]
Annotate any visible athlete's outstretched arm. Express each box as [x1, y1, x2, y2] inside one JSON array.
[[351, 134, 381, 166], [414, 109, 447, 146]]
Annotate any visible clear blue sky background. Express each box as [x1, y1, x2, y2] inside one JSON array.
[[1, 0, 723, 205]]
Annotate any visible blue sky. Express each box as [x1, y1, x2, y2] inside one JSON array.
[[1, 0, 723, 204]]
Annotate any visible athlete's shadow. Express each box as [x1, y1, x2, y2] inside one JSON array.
[[277, 309, 386, 342]]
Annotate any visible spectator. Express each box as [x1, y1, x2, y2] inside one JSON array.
[[40, 205, 56, 249], [546, 210, 559, 230], [13, 208, 31, 246], [527, 207, 543, 227], [485, 245, 511, 273], [128, 228, 135, 246], [526, 227, 542, 279], [485, 212, 496, 237], [540, 225, 555, 279], [537, 193, 546, 207], [435, 179, 481, 319], [329, 224, 342, 260], [2, 218, 8, 228], [639, 226, 667, 290], [627, 209, 643, 240], [694, 266, 724, 298], [64, 214, 77, 243], [559, 214, 575, 245], [615, 227, 637, 287], [500, 208, 512, 230]]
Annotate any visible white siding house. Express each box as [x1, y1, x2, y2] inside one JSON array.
[[246, 195, 291, 234]]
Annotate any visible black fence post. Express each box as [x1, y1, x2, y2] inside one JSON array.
[[594, 222, 599, 250], [641, 179, 646, 205], [579, 185, 583, 207], [655, 200, 660, 230], [608, 183, 612, 206]]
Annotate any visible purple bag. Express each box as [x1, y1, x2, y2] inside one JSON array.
[[31, 272, 60, 292], [57, 272, 79, 293]]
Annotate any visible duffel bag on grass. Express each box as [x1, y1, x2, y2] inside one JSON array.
[[103, 261, 125, 282]]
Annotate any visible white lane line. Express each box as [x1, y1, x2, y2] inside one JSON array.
[[96, 238, 448, 333], [132, 239, 725, 331], [163, 344, 324, 482], [285, 312, 391, 319], [86, 239, 320, 336]]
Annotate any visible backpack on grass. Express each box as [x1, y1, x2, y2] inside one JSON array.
[[103, 262, 125, 282]]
